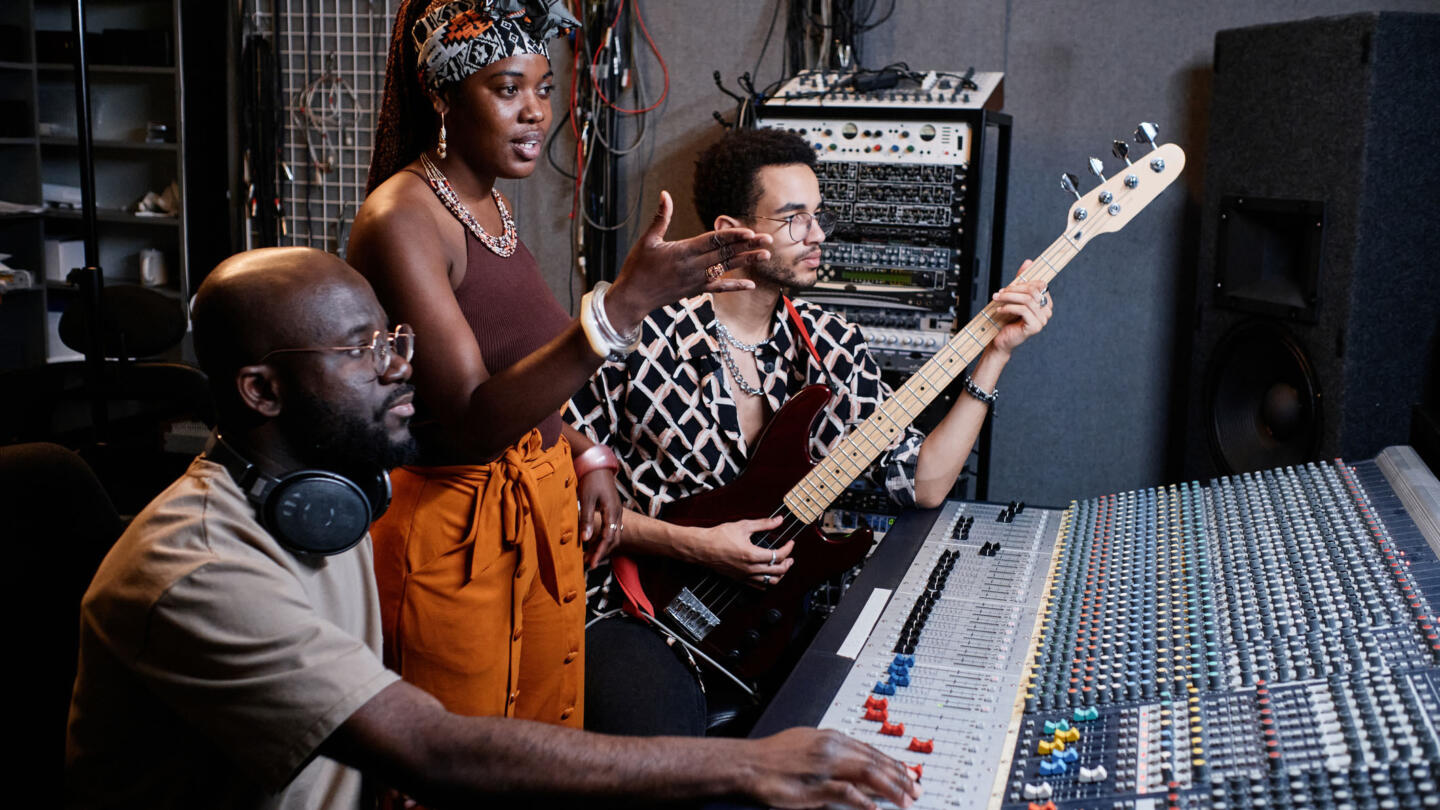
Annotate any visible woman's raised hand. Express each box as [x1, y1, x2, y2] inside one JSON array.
[[604, 191, 772, 333]]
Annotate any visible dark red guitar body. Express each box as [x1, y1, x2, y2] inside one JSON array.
[[618, 385, 876, 682]]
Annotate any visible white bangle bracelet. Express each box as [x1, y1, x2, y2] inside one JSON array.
[[578, 289, 616, 360], [579, 282, 641, 361], [592, 281, 642, 356]]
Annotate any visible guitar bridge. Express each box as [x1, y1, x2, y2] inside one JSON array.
[[663, 588, 721, 641]]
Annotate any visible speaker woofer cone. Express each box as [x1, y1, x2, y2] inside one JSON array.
[[1204, 321, 1322, 475]]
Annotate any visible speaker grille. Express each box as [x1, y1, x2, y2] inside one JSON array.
[[1204, 322, 1323, 475]]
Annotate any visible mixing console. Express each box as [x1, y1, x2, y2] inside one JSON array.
[[812, 499, 1065, 806], [749, 447, 1440, 809]]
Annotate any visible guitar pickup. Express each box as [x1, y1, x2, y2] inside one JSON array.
[[663, 588, 722, 641]]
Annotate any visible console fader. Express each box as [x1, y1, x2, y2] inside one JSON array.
[[748, 447, 1440, 809]]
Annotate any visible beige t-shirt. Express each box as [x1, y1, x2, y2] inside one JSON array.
[[65, 457, 400, 809]]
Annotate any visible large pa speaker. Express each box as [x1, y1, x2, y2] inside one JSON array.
[[1183, 12, 1440, 479]]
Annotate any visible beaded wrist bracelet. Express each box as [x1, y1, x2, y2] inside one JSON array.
[[961, 372, 998, 411]]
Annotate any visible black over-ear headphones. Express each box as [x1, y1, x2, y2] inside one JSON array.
[[203, 432, 391, 556]]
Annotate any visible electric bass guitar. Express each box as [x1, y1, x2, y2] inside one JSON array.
[[612, 128, 1187, 685]]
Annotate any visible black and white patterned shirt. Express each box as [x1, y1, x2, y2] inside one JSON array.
[[564, 293, 923, 519]]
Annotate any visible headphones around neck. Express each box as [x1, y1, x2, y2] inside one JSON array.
[[203, 432, 391, 556]]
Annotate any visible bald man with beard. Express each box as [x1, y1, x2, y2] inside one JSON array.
[[64, 247, 920, 810]]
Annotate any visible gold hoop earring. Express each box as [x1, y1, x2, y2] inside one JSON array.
[[437, 113, 448, 159]]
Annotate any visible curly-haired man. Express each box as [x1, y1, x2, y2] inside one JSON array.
[[566, 127, 1055, 735]]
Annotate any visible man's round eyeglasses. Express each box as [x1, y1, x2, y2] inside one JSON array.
[[754, 209, 838, 242], [262, 324, 415, 376]]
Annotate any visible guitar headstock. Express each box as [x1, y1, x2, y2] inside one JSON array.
[[1057, 122, 1186, 250]]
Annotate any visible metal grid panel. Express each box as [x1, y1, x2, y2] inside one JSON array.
[[252, 0, 396, 256]]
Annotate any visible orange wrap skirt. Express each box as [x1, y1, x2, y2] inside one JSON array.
[[371, 429, 586, 727]]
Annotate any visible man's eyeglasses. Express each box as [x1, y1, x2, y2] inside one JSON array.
[[754, 209, 838, 242], [262, 324, 415, 376]]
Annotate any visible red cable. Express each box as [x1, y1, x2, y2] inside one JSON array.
[[588, 0, 669, 114]]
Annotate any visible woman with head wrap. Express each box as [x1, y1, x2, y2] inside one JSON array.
[[347, 0, 772, 729]]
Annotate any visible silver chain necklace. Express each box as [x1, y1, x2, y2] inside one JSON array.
[[713, 321, 764, 353], [712, 321, 766, 397]]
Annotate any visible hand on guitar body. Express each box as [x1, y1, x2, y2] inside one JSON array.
[[685, 516, 794, 588], [613, 511, 794, 587]]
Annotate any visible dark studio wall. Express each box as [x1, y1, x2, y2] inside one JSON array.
[[501, 0, 1440, 506]]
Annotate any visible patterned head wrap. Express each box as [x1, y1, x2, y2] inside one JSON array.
[[414, 0, 579, 95]]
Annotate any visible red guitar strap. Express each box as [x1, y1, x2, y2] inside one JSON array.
[[784, 296, 825, 370], [611, 297, 827, 621], [611, 554, 655, 618]]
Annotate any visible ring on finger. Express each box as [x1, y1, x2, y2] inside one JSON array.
[[710, 234, 723, 250], [762, 574, 771, 585], [1039, 291, 1049, 307], [769, 550, 777, 566], [705, 261, 726, 281]]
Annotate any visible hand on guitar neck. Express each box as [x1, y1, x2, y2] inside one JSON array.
[[986, 260, 1054, 358]]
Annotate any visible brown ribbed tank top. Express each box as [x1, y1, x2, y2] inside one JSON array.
[[450, 232, 571, 448]]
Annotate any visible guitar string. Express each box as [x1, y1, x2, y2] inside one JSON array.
[[677, 187, 1129, 618]]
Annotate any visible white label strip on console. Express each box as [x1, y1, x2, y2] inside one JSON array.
[[836, 588, 892, 659]]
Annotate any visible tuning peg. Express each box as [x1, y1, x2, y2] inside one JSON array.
[[1060, 172, 1081, 201], [1112, 140, 1132, 165], [1088, 157, 1106, 182], [1134, 122, 1159, 150]]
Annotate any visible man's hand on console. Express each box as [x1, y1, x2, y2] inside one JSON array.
[[738, 727, 922, 809]]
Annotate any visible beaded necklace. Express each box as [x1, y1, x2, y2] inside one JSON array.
[[419, 152, 518, 257]]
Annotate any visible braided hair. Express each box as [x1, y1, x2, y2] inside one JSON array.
[[366, 0, 444, 193]]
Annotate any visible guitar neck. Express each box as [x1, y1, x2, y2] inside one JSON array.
[[780, 140, 1186, 523], [782, 236, 1079, 523]]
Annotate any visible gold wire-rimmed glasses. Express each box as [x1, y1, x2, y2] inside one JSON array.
[[262, 324, 415, 376]]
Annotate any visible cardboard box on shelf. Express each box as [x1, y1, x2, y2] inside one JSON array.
[[44, 238, 84, 283]]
